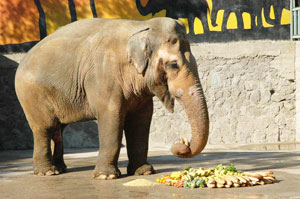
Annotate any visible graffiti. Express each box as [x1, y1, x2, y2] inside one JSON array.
[[0, 0, 291, 53], [136, 0, 290, 36], [208, 0, 290, 30], [0, 0, 166, 52], [136, 0, 210, 35]]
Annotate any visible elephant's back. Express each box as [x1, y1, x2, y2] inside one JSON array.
[[16, 19, 104, 79]]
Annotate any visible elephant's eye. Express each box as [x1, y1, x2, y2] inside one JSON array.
[[166, 61, 179, 71]]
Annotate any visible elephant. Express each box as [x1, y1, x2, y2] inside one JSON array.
[[15, 17, 209, 179], [136, 0, 209, 35]]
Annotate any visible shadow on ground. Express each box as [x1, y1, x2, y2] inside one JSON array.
[[55, 151, 300, 174]]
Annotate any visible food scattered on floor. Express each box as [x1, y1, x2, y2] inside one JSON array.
[[123, 178, 158, 187], [157, 164, 275, 189]]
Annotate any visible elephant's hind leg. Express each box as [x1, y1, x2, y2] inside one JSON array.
[[124, 99, 155, 176], [51, 125, 67, 173], [32, 126, 60, 176], [17, 83, 62, 176]]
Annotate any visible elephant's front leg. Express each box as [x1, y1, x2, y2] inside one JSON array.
[[124, 100, 155, 176], [93, 111, 124, 180]]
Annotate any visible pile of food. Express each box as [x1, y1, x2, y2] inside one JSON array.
[[123, 179, 158, 187], [157, 164, 275, 189]]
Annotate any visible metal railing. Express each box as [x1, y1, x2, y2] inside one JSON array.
[[291, 0, 300, 39]]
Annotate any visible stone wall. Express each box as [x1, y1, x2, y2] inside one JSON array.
[[150, 41, 296, 146], [0, 40, 297, 149], [296, 42, 300, 142], [0, 54, 32, 149]]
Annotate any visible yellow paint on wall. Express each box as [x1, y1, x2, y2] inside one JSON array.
[[262, 8, 274, 28], [194, 17, 204, 34], [41, 1, 71, 35], [242, 12, 251, 29], [281, 8, 291, 25], [94, 0, 155, 20], [178, 18, 189, 34], [206, 0, 213, 14], [270, 5, 275, 19], [207, 10, 224, 31], [74, 0, 94, 20], [227, 12, 238, 29], [0, 0, 40, 45], [153, 9, 166, 17]]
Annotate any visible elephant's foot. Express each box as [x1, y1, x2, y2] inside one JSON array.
[[53, 159, 67, 174], [127, 163, 155, 176], [93, 165, 121, 180], [33, 164, 61, 176]]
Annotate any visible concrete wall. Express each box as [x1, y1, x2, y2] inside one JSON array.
[[150, 41, 296, 146], [0, 54, 33, 149], [0, 40, 297, 149], [296, 42, 300, 142]]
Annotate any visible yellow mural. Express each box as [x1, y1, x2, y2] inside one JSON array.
[[281, 8, 291, 25], [194, 17, 204, 34], [227, 13, 238, 30], [262, 8, 274, 28], [207, 10, 224, 32], [242, 12, 252, 30], [178, 18, 190, 34], [0, 0, 40, 45], [170, 0, 290, 34], [73, 0, 94, 20], [0, 0, 292, 48], [41, 1, 71, 35]]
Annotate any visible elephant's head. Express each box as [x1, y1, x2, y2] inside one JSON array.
[[127, 18, 209, 158]]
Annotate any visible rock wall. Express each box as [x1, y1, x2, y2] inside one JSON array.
[[296, 42, 300, 142], [0, 54, 33, 149], [0, 41, 297, 149], [150, 41, 296, 146]]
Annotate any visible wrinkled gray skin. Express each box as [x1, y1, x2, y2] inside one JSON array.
[[15, 17, 209, 180]]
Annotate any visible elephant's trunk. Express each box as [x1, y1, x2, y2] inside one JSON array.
[[170, 83, 209, 158]]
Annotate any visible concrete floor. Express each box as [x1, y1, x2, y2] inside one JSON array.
[[1, 143, 300, 199]]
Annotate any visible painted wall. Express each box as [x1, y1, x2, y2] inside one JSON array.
[[137, 0, 291, 42], [0, 0, 291, 52]]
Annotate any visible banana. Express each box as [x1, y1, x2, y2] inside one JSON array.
[[184, 138, 189, 146], [257, 171, 273, 177], [225, 175, 239, 184], [236, 176, 247, 184], [207, 178, 216, 184], [180, 138, 184, 144], [160, 165, 275, 189], [243, 172, 263, 179], [207, 183, 216, 188], [215, 177, 226, 185], [217, 183, 225, 188]]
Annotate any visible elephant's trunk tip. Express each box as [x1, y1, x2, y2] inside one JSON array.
[[170, 137, 202, 158]]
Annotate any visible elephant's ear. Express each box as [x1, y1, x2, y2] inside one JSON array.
[[127, 28, 152, 74]]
